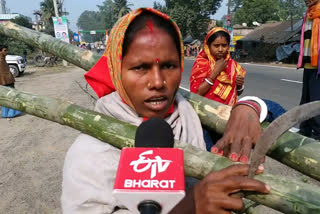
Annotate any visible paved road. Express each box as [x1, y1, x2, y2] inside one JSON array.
[[182, 59, 303, 110]]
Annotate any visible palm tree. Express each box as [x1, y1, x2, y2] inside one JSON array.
[[39, 0, 55, 35], [39, 0, 70, 36], [113, 0, 133, 19]]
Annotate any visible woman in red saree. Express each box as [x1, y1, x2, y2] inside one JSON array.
[[190, 27, 246, 106]]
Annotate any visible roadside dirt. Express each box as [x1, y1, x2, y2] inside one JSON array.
[[0, 65, 97, 214], [0, 65, 317, 214]]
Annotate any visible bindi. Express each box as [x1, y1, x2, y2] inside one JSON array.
[[156, 58, 160, 64], [146, 20, 153, 33]]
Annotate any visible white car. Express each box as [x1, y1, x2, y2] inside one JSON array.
[[6, 55, 26, 77]]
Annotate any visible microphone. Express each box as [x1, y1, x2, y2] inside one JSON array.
[[113, 118, 185, 214], [134, 118, 175, 148]]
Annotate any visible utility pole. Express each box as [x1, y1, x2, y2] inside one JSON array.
[[228, 0, 231, 15], [53, 0, 59, 17], [33, 11, 41, 32], [290, 0, 293, 31], [1, 0, 6, 14], [53, 0, 68, 66]]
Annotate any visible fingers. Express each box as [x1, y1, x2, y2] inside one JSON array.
[[213, 197, 244, 211], [239, 136, 252, 163], [229, 139, 241, 162], [207, 164, 250, 181], [211, 137, 227, 156], [224, 176, 270, 194]]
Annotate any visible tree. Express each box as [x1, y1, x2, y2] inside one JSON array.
[[0, 15, 34, 56], [113, 0, 132, 19], [39, 0, 70, 36], [77, 11, 105, 31], [153, 0, 223, 39], [77, 10, 106, 43], [232, 0, 306, 26], [97, 0, 117, 30], [233, 0, 281, 26], [230, 0, 244, 13], [278, 0, 306, 21], [40, 0, 56, 36]]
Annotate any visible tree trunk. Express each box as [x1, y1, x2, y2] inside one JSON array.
[[1, 85, 320, 214], [0, 21, 319, 181]]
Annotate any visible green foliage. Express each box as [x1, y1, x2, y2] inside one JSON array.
[[77, 0, 132, 31], [0, 16, 34, 57], [278, 0, 306, 21], [154, 0, 223, 39], [97, 0, 117, 30], [77, 11, 105, 31], [39, 0, 70, 36], [230, 0, 244, 13], [233, 0, 281, 26], [232, 0, 306, 26], [40, 0, 56, 36], [113, 0, 133, 19]]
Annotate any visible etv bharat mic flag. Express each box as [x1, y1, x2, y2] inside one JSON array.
[[113, 148, 185, 214], [52, 16, 70, 43]]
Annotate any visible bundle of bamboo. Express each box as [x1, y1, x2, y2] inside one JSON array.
[[1, 22, 320, 213]]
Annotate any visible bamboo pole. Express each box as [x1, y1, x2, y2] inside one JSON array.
[[0, 21, 319, 181], [0, 85, 320, 213], [0, 22, 99, 71]]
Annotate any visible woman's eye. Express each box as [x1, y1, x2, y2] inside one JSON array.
[[132, 64, 148, 71], [134, 66, 144, 71], [162, 64, 176, 70]]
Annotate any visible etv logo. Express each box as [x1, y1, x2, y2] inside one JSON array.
[[130, 150, 172, 179]]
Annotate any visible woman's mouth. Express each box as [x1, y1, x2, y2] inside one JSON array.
[[144, 96, 169, 111]]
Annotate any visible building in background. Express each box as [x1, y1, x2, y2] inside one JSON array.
[[0, 13, 20, 23]]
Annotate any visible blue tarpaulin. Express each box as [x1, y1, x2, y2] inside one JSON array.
[[276, 43, 300, 61]]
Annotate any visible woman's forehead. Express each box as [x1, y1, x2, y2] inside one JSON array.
[[124, 27, 179, 58]]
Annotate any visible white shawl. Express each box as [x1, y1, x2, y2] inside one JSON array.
[[61, 92, 206, 214]]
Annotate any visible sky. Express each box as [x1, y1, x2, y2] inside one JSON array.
[[6, 0, 227, 31]]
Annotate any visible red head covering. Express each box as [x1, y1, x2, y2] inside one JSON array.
[[190, 27, 246, 105]]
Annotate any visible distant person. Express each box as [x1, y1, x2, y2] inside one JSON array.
[[190, 27, 246, 106], [297, 0, 320, 140], [23, 50, 27, 63], [0, 45, 21, 120]]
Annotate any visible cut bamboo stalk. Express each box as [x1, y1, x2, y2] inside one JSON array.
[[1, 85, 320, 214]]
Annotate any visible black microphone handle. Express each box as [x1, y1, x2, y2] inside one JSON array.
[[138, 200, 162, 214]]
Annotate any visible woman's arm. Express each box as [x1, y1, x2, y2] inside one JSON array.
[[196, 59, 227, 96], [211, 97, 267, 162]]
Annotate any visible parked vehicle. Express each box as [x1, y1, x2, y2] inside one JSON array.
[[6, 55, 26, 77], [33, 54, 59, 67]]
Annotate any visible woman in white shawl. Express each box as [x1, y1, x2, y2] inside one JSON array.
[[62, 8, 269, 214]]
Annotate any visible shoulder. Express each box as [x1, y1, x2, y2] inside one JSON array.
[[95, 92, 120, 114], [64, 134, 120, 167], [62, 134, 122, 212]]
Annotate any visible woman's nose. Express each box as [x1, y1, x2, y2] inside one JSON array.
[[148, 65, 165, 89]]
